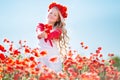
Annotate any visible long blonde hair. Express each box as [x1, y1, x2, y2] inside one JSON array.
[[53, 7, 69, 56]]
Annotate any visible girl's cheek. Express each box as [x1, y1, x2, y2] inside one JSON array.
[[55, 17, 58, 22]]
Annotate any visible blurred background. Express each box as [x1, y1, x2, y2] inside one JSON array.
[[0, 0, 120, 59]]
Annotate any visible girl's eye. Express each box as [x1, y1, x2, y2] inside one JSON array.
[[54, 13, 58, 17]]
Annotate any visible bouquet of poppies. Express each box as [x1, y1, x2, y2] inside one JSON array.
[[37, 23, 53, 35]]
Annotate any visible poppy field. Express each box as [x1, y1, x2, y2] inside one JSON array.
[[0, 38, 120, 80]]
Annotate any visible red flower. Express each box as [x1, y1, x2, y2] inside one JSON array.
[[13, 49, 20, 55], [68, 68, 74, 73], [9, 45, 13, 51], [29, 56, 34, 61], [15, 60, 21, 64], [14, 73, 20, 80], [101, 60, 105, 62], [96, 50, 100, 53], [77, 65, 83, 70], [19, 40, 22, 45], [35, 68, 40, 72], [36, 23, 52, 34], [30, 64, 36, 68], [0, 53, 5, 60], [3, 38, 10, 43], [109, 60, 115, 64], [108, 53, 114, 57], [80, 42, 84, 45], [44, 24, 53, 34], [36, 23, 45, 31], [25, 47, 31, 53], [98, 47, 102, 50], [49, 57, 58, 62], [58, 72, 66, 78], [7, 66, 13, 72], [68, 50, 73, 57], [0, 44, 6, 52], [84, 46, 88, 49], [48, 2, 67, 18], [40, 50, 47, 56], [7, 58, 13, 64], [99, 54, 103, 57], [34, 52, 39, 57], [31, 48, 39, 57]]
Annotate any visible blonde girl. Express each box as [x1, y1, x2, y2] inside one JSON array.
[[36, 2, 69, 72]]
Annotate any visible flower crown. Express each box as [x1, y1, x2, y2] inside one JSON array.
[[48, 2, 67, 18]]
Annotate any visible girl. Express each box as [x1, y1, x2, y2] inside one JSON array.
[[36, 2, 69, 72]]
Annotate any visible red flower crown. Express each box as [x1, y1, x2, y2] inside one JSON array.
[[48, 2, 68, 18]]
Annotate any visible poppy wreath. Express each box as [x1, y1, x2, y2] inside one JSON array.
[[48, 2, 67, 18]]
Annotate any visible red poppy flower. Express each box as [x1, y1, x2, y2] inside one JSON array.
[[0, 44, 6, 52], [19, 40, 22, 45], [68, 68, 74, 73], [101, 60, 105, 62], [15, 60, 21, 64], [98, 47, 102, 50], [7, 58, 13, 64], [68, 50, 73, 57], [3, 38, 10, 43], [9, 45, 13, 51], [49, 57, 58, 62], [58, 72, 66, 78], [7, 66, 13, 72], [36, 23, 45, 31], [34, 52, 39, 57], [25, 47, 31, 53], [96, 50, 100, 54], [30, 64, 36, 68], [109, 60, 115, 64], [40, 50, 47, 56], [99, 54, 103, 57], [31, 49, 39, 57], [77, 65, 83, 70], [108, 53, 114, 57], [44, 24, 52, 33], [0, 53, 5, 60], [35, 68, 40, 72], [84, 46, 88, 49], [14, 73, 20, 80], [13, 49, 20, 55], [80, 42, 84, 45], [29, 56, 34, 61]]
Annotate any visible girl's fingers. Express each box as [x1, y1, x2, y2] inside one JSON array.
[[37, 34, 42, 39], [37, 32, 47, 39]]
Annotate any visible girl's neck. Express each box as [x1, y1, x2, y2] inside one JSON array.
[[46, 21, 54, 27]]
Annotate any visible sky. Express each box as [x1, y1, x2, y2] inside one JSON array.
[[0, 0, 120, 59]]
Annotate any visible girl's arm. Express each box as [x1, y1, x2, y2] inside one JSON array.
[[47, 28, 62, 40]]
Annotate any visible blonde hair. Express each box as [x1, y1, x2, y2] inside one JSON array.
[[53, 7, 69, 56]]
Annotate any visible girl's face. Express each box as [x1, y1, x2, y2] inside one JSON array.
[[47, 8, 60, 24]]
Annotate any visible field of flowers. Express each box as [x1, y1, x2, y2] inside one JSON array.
[[0, 38, 120, 80]]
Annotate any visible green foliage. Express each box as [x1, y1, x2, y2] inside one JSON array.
[[112, 56, 120, 71]]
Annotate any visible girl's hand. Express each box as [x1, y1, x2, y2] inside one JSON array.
[[37, 31, 47, 39]]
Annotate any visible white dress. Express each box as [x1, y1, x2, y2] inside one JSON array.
[[37, 38, 62, 73]]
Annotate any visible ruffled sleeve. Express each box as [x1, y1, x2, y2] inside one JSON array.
[[47, 28, 62, 40]]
